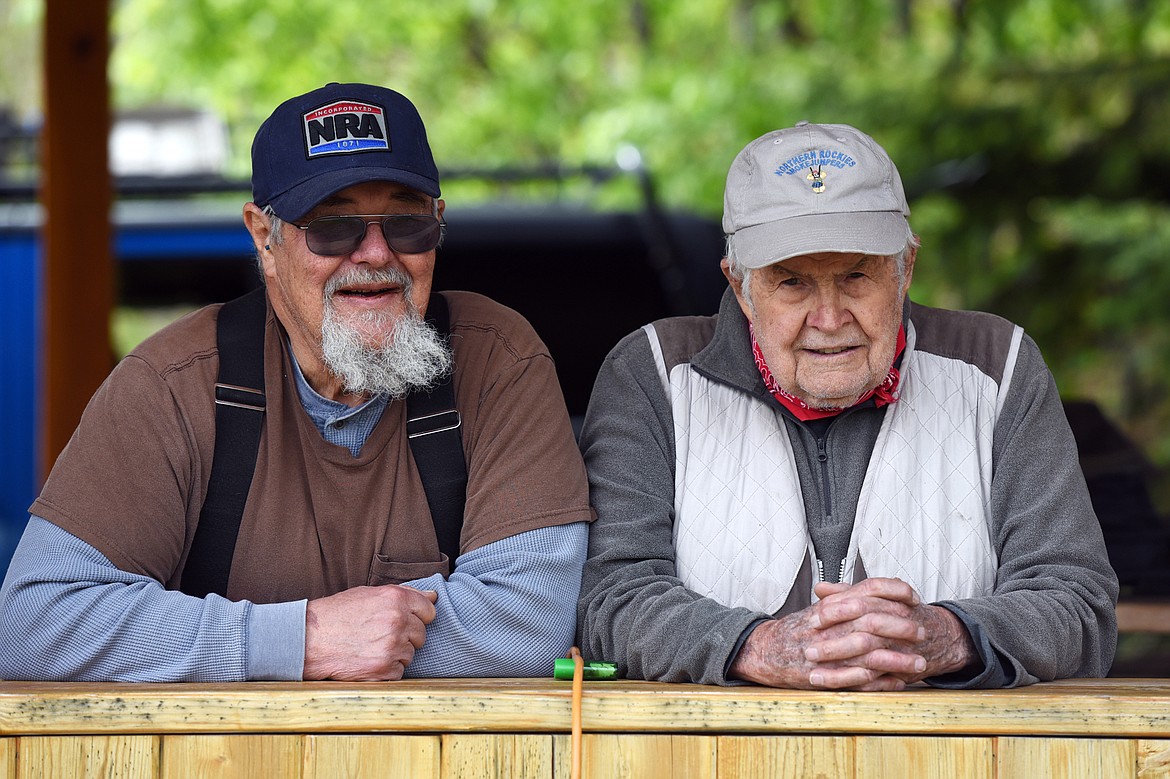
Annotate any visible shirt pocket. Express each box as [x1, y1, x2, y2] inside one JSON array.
[[368, 554, 450, 586]]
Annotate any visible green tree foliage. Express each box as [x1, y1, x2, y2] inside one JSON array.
[[107, 0, 1170, 478]]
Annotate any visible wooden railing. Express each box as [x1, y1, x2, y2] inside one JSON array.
[[1117, 598, 1170, 634], [1, 678, 1168, 777]]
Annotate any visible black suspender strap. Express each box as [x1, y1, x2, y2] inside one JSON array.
[[180, 289, 466, 597], [180, 287, 268, 597], [406, 293, 467, 566]]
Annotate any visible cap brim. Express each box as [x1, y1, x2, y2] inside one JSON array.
[[267, 166, 441, 221], [732, 211, 909, 269]]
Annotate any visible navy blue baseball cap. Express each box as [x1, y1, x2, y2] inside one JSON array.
[[251, 83, 441, 221]]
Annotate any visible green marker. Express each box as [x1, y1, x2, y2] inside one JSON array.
[[554, 657, 618, 681]]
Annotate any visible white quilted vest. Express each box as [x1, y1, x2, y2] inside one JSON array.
[[644, 319, 1023, 615]]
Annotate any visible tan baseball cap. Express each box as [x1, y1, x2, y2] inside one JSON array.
[[723, 121, 910, 269]]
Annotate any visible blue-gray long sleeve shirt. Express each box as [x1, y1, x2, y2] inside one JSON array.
[[0, 346, 587, 682]]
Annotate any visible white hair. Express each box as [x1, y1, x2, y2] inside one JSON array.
[[257, 206, 285, 275], [319, 266, 453, 399], [725, 226, 919, 311]]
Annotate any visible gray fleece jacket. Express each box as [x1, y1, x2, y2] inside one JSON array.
[[576, 288, 1118, 688]]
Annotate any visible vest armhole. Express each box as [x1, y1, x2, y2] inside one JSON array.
[[642, 323, 671, 402], [995, 325, 1025, 420]]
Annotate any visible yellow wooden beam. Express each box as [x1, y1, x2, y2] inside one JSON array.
[[1, 679, 1169, 738], [1, 681, 1169, 778]]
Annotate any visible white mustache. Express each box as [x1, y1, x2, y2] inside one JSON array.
[[324, 267, 413, 298]]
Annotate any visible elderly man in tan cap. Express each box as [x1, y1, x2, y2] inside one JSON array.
[[577, 121, 1117, 690]]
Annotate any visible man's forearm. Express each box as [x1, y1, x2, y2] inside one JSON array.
[[0, 517, 300, 682], [401, 523, 588, 678], [975, 339, 1119, 683]]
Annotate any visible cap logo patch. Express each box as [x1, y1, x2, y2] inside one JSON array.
[[806, 165, 826, 194], [303, 100, 389, 157], [774, 149, 856, 179]]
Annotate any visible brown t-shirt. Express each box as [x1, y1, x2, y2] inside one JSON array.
[[32, 290, 593, 603]]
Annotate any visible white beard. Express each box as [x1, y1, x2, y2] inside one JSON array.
[[320, 268, 453, 399]]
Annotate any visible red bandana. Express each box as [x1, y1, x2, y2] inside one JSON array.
[[751, 324, 906, 421]]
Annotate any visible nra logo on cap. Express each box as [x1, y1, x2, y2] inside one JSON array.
[[303, 100, 389, 157]]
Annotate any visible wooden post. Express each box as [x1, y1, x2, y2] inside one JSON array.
[[39, 0, 113, 480]]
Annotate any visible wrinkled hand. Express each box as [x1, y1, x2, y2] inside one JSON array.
[[729, 577, 976, 691], [303, 585, 438, 681]]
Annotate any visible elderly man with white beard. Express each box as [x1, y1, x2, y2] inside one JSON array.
[[577, 121, 1118, 690], [0, 83, 594, 682]]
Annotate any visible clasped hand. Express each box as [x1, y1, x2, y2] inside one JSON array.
[[730, 577, 976, 691], [303, 584, 438, 681]]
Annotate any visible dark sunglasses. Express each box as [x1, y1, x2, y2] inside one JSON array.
[[290, 214, 445, 256]]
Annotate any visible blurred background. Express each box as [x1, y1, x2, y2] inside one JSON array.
[[2, 0, 1169, 673]]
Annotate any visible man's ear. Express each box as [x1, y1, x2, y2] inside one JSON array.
[[243, 203, 276, 275], [902, 240, 918, 295], [721, 257, 753, 321]]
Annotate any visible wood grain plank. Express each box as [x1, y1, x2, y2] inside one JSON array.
[[998, 737, 1136, 778], [439, 734, 552, 779], [1117, 601, 1170, 634], [670, 736, 716, 778], [567, 734, 714, 779], [1, 680, 1168, 738], [16, 735, 158, 779], [855, 736, 993, 779], [303, 735, 439, 779], [579, 734, 672, 779], [513, 735, 554, 779], [1138, 739, 1170, 778], [717, 735, 852, 778], [160, 734, 300, 779], [0, 738, 14, 779]]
